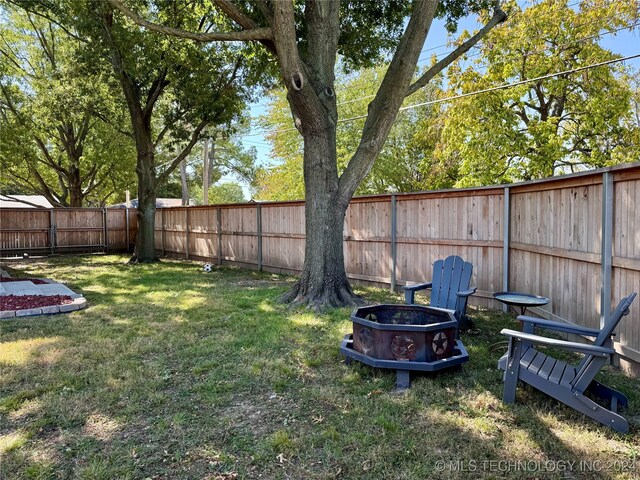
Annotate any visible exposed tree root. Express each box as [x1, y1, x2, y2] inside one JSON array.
[[127, 254, 160, 264], [280, 278, 364, 312]]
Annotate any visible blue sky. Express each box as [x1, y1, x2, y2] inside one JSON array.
[[220, 5, 640, 199]]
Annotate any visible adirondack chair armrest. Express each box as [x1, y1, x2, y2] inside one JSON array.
[[456, 287, 477, 297], [402, 282, 432, 293], [517, 316, 608, 338], [500, 329, 615, 357]]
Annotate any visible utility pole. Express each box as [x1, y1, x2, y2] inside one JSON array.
[[202, 137, 210, 205], [180, 160, 189, 206]]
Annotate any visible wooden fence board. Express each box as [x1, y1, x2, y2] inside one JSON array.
[[220, 206, 257, 264], [0, 209, 50, 254], [54, 209, 104, 249], [188, 207, 218, 259], [612, 177, 640, 373]]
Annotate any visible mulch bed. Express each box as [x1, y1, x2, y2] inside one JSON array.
[[0, 294, 73, 311], [0, 278, 48, 284]]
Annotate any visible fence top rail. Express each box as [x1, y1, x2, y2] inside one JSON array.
[[0, 207, 108, 212], [153, 163, 639, 211], [2, 164, 637, 214]]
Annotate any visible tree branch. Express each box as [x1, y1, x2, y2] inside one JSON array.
[[83, 165, 110, 196], [80, 161, 99, 187], [27, 162, 65, 206], [153, 122, 174, 148], [106, 0, 273, 42], [338, 0, 439, 204], [270, 0, 325, 131], [212, 0, 258, 30], [157, 119, 209, 184], [75, 112, 92, 148], [406, 6, 507, 97], [255, 0, 274, 24], [143, 69, 169, 120], [5, 1, 87, 43], [0, 44, 38, 78], [88, 106, 134, 139], [33, 136, 68, 176], [28, 14, 56, 69]]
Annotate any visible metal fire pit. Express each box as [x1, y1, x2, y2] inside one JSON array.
[[340, 304, 469, 389]]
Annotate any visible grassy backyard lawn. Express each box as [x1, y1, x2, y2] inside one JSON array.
[[1, 255, 639, 479]]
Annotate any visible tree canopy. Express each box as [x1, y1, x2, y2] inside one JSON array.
[[24, 0, 270, 261], [0, 4, 135, 206], [436, 0, 640, 186]]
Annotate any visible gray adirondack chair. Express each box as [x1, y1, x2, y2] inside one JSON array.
[[403, 255, 476, 324], [498, 293, 637, 433]]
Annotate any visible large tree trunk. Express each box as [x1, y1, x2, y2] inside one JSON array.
[[280, 130, 360, 310], [130, 119, 159, 263], [68, 166, 84, 207]]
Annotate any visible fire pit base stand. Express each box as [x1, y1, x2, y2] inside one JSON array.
[[340, 334, 469, 389]]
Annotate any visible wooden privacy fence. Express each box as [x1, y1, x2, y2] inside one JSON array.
[[0, 208, 136, 255], [0, 164, 638, 372], [154, 164, 640, 374]]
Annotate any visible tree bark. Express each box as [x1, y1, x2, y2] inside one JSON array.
[[280, 129, 359, 310], [132, 143, 158, 263]]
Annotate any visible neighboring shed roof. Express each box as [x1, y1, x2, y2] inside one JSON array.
[[0, 195, 53, 209]]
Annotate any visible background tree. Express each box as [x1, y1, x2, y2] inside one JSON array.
[[0, 5, 135, 206], [254, 65, 447, 200], [191, 182, 246, 205], [200, 123, 257, 204], [109, 0, 507, 307], [436, 0, 640, 186], [156, 121, 257, 204], [24, 0, 272, 262]]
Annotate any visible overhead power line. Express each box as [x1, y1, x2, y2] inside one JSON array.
[[396, 52, 640, 113], [246, 21, 640, 133], [246, 52, 640, 138], [337, 21, 639, 110]]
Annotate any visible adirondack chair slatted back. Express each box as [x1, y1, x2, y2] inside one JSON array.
[[431, 255, 473, 319], [573, 293, 637, 390], [593, 293, 637, 347]]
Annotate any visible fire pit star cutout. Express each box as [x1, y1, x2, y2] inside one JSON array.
[[432, 332, 448, 354]]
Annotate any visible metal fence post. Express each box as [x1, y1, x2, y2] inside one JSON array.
[[257, 203, 263, 271], [125, 207, 130, 252], [601, 172, 614, 327], [161, 209, 166, 257], [103, 208, 108, 253], [185, 207, 190, 260], [390, 194, 397, 292], [49, 209, 56, 255], [502, 187, 511, 312], [217, 206, 222, 265]]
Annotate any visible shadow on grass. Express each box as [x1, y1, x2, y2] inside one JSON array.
[[1, 255, 638, 479]]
